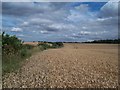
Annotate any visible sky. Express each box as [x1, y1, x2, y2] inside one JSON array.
[[2, 1, 119, 42]]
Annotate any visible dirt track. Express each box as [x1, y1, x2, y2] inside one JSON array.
[[3, 43, 118, 88]]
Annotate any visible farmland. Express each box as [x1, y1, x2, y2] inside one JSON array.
[[3, 43, 118, 88], [2, 1, 119, 88]]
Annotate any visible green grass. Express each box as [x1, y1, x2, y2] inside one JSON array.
[[3, 55, 22, 74], [2, 48, 32, 74], [2, 44, 36, 74]]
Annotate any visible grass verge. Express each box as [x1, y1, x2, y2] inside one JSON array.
[[2, 42, 63, 75]]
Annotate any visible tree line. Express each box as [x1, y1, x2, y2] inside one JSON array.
[[83, 39, 120, 44]]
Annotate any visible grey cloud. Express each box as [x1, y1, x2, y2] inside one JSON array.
[[2, 2, 118, 42], [2, 2, 70, 17], [45, 26, 59, 32], [2, 2, 51, 16]]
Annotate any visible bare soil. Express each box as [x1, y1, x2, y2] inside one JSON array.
[[3, 43, 118, 88]]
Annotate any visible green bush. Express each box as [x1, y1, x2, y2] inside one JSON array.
[[38, 42, 63, 50], [50, 42, 63, 48], [38, 43, 51, 50], [2, 32, 22, 51], [20, 49, 28, 58], [42, 44, 51, 49], [22, 44, 34, 50]]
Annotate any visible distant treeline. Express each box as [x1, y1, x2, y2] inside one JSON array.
[[37, 41, 82, 43], [35, 39, 120, 44], [83, 39, 120, 44]]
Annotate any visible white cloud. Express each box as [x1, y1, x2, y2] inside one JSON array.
[[11, 27, 22, 32], [99, 0, 118, 17], [48, 23, 76, 30], [82, 26, 87, 29], [40, 30, 48, 34], [75, 4, 89, 12], [67, 4, 95, 24], [80, 31, 91, 34]]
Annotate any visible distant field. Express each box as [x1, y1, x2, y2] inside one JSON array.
[[3, 43, 118, 88], [23, 42, 38, 46]]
